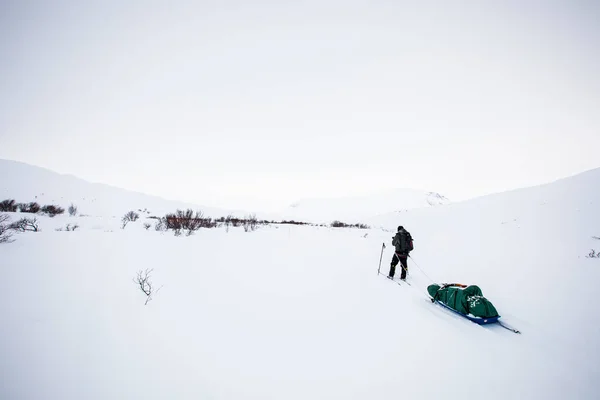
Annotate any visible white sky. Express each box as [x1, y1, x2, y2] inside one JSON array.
[[1, 0, 599, 211]]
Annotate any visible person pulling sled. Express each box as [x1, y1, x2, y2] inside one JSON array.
[[389, 226, 413, 280]]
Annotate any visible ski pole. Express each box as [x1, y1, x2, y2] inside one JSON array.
[[377, 242, 385, 275]]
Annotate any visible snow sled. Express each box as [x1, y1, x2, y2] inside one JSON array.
[[431, 297, 500, 325], [428, 283, 500, 324], [428, 283, 520, 333]]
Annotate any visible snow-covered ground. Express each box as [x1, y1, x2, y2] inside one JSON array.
[[1, 166, 599, 399]]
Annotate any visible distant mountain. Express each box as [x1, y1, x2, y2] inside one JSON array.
[[280, 189, 450, 224], [0, 159, 232, 218]]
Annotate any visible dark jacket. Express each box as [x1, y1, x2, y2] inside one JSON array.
[[392, 228, 413, 254]]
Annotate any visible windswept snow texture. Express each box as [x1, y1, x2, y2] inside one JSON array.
[[0, 159, 232, 218], [282, 189, 450, 224], [1, 167, 600, 399]]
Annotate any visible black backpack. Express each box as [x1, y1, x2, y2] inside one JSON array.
[[393, 230, 414, 253]]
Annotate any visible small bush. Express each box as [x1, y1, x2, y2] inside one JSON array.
[[56, 223, 79, 232], [68, 203, 78, 216], [143, 223, 151, 230], [0, 214, 14, 243], [163, 209, 215, 236], [230, 216, 242, 227], [0, 199, 17, 212], [587, 249, 600, 258], [223, 215, 233, 232], [279, 220, 309, 225], [18, 202, 41, 214], [125, 211, 140, 221], [133, 269, 162, 305], [121, 211, 140, 229], [243, 213, 259, 232], [586, 237, 600, 258], [41, 205, 65, 217], [154, 219, 166, 232], [10, 217, 39, 232], [331, 220, 370, 229]]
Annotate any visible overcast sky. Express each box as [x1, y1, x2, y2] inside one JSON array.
[[1, 0, 599, 211]]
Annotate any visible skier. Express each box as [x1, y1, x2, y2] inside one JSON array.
[[388, 226, 413, 280]]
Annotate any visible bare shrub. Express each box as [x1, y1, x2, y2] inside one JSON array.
[[121, 211, 140, 229], [229, 216, 242, 227], [134, 269, 162, 305], [68, 203, 78, 216], [588, 249, 600, 258], [154, 219, 166, 232], [125, 211, 140, 221], [243, 213, 259, 232], [10, 217, 40, 232], [331, 220, 370, 229], [0, 199, 17, 212], [213, 215, 231, 231], [587, 237, 600, 258], [219, 214, 238, 231], [56, 223, 79, 232], [143, 223, 151, 230], [279, 220, 309, 225], [164, 209, 215, 236], [224, 214, 233, 232], [0, 214, 14, 243], [41, 205, 65, 217], [18, 202, 41, 213]]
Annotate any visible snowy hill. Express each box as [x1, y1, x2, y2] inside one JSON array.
[[0, 159, 450, 223], [1, 166, 599, 399], [281, 189, 450, 223], [0, 159, 234, 218]]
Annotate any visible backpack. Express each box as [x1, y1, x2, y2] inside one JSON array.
[[393, 230, 414, 253]]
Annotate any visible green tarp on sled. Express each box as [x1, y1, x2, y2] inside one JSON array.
[[427, 284, 499, 318]]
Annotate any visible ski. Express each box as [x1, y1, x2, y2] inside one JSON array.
[[379, 272, 402, 286], [430, 297, 521, 334], [498, 321, 521, 334], [378, 272, 413, 287], [389, 276, 411, 286], [387, 276, 402, 286]]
